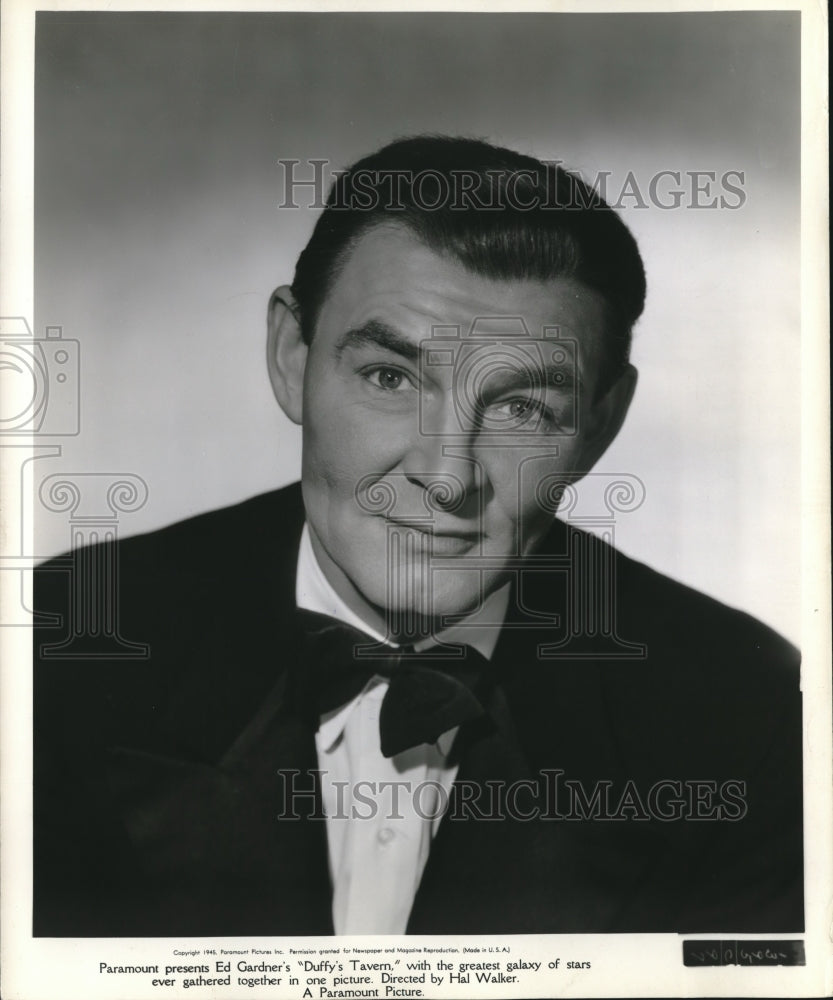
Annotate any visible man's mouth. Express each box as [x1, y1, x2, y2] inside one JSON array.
[[381, 517, 481, 554]]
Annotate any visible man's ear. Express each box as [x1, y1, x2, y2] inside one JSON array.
[[578, 363, 638, 471], [266, 285, 307, 425]]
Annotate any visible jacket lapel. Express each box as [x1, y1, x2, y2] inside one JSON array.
[[409, 578, 665, 934], [101, 495, 660, 935], [103, 494, 335, 936], [105, 669, 334, 935]]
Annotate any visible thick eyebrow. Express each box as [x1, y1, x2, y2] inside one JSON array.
[[479, 363, 581, 395], [334, 320, 583, 392], [334, 320, 421, 364]]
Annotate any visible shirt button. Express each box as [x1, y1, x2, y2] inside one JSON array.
[[377, 827, 395, 845]]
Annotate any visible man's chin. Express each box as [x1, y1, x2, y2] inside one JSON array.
[[359, 585, 491, 631], [337, 544, 504, 633]]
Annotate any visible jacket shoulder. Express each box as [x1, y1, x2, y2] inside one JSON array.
[[33, 483, 306, 758], [35, 482, 304, 584], [536, 517, 800, 676], [515, 520, 802, 767], [611, 538, 800, 676]]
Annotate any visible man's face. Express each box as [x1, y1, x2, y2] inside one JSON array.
[[282, 224, 630, 634]]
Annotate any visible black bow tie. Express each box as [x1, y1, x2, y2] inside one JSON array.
[[292, 610, 495, 758]]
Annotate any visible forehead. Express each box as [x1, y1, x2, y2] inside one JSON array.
[[315, 224, 610, 367]]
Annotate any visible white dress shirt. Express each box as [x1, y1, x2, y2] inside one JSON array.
[[295, 523, 509, 934]]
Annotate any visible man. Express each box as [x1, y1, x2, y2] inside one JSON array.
[[33, 136, 803, 937]]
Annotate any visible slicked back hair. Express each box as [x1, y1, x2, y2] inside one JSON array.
[[291, 135, 646, 395]]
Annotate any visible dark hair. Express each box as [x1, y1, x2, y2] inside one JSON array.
[[291, 135, 646, 392]]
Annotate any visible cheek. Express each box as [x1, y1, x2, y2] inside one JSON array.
[[303, 387, 416, 487], [515, 498, 556, 554], [302, 388, 372, 482], [484, 448, 573, 546], [301, 403, 411, 519], [303, 434, 368, 527]]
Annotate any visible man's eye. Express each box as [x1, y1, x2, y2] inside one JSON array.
[[493, 397, 560, 430], [495, 398, 542, 421], [363, 366, 412, 391], [507, 399, 536, 418]]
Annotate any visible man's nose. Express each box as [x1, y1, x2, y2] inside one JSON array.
[[400, 394, 481, 512]]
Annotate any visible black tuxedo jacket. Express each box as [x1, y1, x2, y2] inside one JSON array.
[[33, 484, 803, 936]]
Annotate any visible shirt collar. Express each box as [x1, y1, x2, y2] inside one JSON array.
[[295, 522, 510, 659], [295, 522, 510, 751], [296, 522, 390, 644]]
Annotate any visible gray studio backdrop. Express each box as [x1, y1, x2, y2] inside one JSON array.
[[32, 11, 800, 643]]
